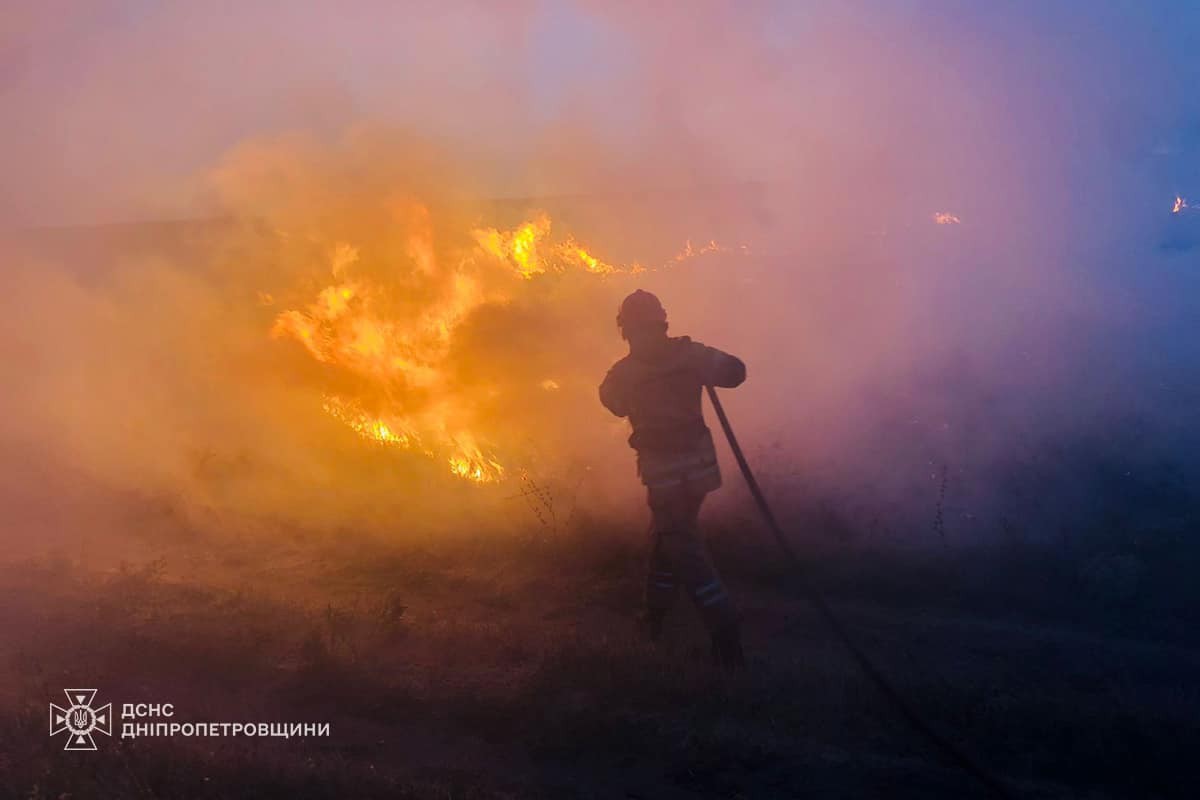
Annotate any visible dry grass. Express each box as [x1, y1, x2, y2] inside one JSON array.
[[2, 512, 1199, 799]]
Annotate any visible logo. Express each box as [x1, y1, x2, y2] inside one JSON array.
[[50, 689, 112, 751]]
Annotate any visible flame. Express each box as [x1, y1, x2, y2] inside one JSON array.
[[322, 395, 418, 448], [932, 212, 961, 225], [570, 245, 615, 275], [269, 208, 733, 484], [671, 239, 727, 263], [1173, 195, 1189, 214], [470, 214, 617, 278], [447, 433, 505, 483]]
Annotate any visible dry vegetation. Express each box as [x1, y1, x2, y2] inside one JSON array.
[[2, 484, 1197, 800]]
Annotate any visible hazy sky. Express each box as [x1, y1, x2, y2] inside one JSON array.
[[2, 1, 1197, 226]]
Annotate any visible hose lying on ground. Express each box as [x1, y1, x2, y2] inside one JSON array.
[[705, 385, 1015, 800]]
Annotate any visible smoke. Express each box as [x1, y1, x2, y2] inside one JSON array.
[[2, 1, 1197, 547]]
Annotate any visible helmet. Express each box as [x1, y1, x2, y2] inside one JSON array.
[[616, 290, 667, 328]]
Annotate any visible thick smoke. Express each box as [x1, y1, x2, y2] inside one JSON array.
[[2, 2, 1197, 547]]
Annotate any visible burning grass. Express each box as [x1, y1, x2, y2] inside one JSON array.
[[267, 213, 736, 485], [0, 132, 754, 538]]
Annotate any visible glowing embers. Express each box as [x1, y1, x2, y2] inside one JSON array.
[[932, 212, 961, 225]]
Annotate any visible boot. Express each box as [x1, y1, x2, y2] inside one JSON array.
[[711, 624, 745, 670]]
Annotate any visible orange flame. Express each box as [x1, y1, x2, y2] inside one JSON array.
[[270, 210, 732, 484], [470, 214, 617, 278], [932, 212, 961, 225]]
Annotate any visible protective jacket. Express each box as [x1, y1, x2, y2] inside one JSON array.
[[599, 336, 746, 491]]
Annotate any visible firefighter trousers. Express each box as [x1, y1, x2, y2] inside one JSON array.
[[644, 481, 738, 634]]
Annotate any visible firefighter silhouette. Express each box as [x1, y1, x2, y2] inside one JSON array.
[[599, 290, 746, 667]]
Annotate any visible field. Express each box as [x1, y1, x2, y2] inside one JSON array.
[[2, 461, 1197, 800]]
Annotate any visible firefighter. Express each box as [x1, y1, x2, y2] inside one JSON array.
[[599, 290, 746, 668]]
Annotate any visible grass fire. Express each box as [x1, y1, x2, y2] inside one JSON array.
[[269, 208, 725, 484], [1, 3, 1199, 799]]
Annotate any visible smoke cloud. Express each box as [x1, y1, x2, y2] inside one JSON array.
[[2, 2, 1197, 547]]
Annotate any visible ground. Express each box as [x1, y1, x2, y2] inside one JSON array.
[[1, 486, 1198, 800]]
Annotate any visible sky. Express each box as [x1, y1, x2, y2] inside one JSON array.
[[3, 2, 1197, 225]]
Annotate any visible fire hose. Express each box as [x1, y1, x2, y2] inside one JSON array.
[[705, 385, 1015, 799]]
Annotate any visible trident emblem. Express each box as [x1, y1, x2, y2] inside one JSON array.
[[49, 689, 112, 751]]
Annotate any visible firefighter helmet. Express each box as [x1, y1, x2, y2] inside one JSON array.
[[616, 290, 667, 329]]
